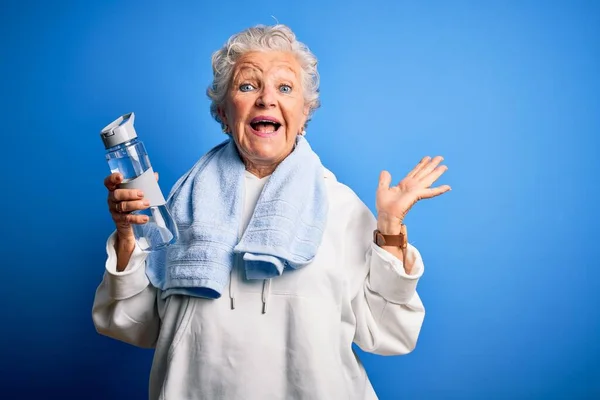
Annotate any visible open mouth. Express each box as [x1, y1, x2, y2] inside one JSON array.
[[249, 117, 282, 134]]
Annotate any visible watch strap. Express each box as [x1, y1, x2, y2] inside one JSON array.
[[373, 224, 408, 249]]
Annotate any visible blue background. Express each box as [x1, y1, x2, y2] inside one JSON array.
[[1, 0, 598, 399]]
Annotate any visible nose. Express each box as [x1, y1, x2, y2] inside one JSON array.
[[256, 86, 276, 108]]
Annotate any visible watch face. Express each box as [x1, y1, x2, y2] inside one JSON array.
[[376, 233, 386, 246]]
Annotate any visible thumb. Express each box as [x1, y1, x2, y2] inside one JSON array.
[[378, 170, 392, 190], [155, 172, 159, 181]]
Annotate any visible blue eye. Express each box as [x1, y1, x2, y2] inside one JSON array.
[[279, 84, 292, 93], [240, 84, 255, 92]]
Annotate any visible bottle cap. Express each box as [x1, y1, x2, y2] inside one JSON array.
[[100, 112, 138, 149]]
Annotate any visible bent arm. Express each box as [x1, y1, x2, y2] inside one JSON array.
[[347, 201, 426, 356], [92, 232, 160, 349], [352, 242, 425, 355]]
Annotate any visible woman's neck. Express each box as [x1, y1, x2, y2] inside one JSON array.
[[243, 160, 276, 179], [239, 143, 297, 178]]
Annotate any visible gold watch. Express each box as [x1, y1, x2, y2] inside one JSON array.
[[373, 224, 408, 249]]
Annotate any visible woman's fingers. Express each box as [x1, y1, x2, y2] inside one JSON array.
[[378, 170, 392, 190], [108, 197, 150, 217], [104, 170, 159, 230], [414, 156, 444, 180], [109, 198, 150, 225], [109, 188, 144, 203], [105, 172, 150, 227], [419, 185, 452, 199], [406, 156, 431, 178], [112, 211, 150, 226], [114, 199, 150, 213], [421, 164, 449, 188], [104, 172, 122, 191]]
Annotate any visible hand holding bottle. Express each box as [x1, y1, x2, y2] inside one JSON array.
[[103, 171, 158, 270], [100, 112, 178, 255]]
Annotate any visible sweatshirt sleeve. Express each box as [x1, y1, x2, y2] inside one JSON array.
[[347, 199, 426, 356], [91, 231, 160, 349]]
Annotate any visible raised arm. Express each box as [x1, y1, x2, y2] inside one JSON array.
[[346, 200, 426, 355]]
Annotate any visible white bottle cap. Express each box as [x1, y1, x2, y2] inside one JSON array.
[[100, 112, 138, 149]]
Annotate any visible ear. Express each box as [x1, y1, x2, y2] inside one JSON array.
[[299, 104, 310, 130]]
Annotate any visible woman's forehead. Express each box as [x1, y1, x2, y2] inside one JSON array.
[[234, 51, 301, 77]]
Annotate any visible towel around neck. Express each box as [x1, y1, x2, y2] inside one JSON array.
[[144, 135, 329, 300]]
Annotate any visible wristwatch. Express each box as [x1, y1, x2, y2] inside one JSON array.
[[373, 224, 408, 249]]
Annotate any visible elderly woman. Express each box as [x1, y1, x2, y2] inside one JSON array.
[[93, 24, 450, 400]]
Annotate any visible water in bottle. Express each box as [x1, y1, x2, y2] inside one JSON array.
[[100, 112, 178, 251]]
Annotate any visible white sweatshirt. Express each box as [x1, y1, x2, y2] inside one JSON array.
[[92, 168, 426, 400]]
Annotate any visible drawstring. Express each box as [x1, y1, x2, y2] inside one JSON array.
[[229, 258, 272, 314], [262, 279, 272, 314], [229, 265, 237, 310]]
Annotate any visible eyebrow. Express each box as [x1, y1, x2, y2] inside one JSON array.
[[232, 66, 259, 83]]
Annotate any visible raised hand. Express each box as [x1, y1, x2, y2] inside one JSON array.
[[376, 156, 451, 233]]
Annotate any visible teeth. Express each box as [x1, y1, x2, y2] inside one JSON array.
[[251, 120, 281, 130]]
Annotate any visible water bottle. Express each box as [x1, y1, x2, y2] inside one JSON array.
[[100, 112, 178, 251]]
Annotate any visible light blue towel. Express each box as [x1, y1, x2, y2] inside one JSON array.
[[145, 135, 329, 299]]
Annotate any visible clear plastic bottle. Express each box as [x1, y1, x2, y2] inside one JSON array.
[[100, 112, 178, 251]]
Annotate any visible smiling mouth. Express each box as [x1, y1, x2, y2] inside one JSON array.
[[250, 120, 282, 134]]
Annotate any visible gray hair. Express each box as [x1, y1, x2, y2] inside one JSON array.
[[206, 24, 320, 130]]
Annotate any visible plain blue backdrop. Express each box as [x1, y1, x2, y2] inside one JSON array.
[[1, 0, 598, 399]]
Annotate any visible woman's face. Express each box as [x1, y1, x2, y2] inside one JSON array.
[[219, 51, 309, 174]]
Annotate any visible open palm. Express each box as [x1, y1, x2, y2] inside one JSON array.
[[376, 156, 451, 224]]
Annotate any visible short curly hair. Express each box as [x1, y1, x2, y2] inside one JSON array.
[[206, 24, 320, 130]]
